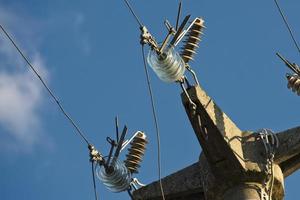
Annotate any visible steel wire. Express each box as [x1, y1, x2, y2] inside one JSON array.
[[273, 0, 300, 54], [141, 45, 166, 200], [0, 24, 91, 146], [92, 162, 99, 200]]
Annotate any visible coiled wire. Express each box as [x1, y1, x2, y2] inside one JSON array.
[[180, 18, 205, 63], [125, 131, 148, 174]]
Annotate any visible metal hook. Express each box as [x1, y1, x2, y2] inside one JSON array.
[[179, 77, 197, 113], [186, 64, 200, 85]]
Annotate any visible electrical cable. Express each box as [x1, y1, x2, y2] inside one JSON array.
[[127, 188, 134, 200], [0, 24, 91, 146], [123, 0, 143, 28], [91, 162, 99, 200], [273, 0, 300, 54], [141, 45, 166, 200], [121, 1, 166, 198]]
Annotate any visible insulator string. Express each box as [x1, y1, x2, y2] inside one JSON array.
[[273, 0, 300, 54], [141, 45, 166, 200], [0, 24, 91, 146]]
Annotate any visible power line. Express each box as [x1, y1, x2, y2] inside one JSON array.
[[91, 162, 99, 200], [121, 0, 166, 198], [273, 0, 300, 54], [141, 45, 166, 200], [0, 24, 91, 146], [123, 0, 143, 28]]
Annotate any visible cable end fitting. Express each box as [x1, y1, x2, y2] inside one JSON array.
[[89, 145, 104, 164]]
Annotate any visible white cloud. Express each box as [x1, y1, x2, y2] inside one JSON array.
[[0, 6, 49, 152], [73, 12, 91, 55]]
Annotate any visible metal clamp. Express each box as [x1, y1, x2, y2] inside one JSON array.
[[140, 26, 159, 51], [88, 145, 104, 164]]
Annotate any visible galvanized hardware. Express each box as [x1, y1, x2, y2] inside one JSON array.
[[140, 26, 159, 51], [170, 15, 191, 46], [186, 64, 200, 85], [159, 20, 176, 53], [124, 131, 148, 174], [121, 131, 144, 152], [105, 137, 117, 167], [180, 18, 205, 63], [131, 178, 146, 190], [89, 145, 104, 163], [257, 129, 279, 200], [179, 78, 197, 114], [111, 126, 128, 166]]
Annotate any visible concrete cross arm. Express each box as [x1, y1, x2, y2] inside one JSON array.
[[132, 162, 204, 200], [274, 126, 300, 177], [181, 85, 246, 175]]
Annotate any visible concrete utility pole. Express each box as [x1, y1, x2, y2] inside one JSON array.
[[133, 84, 300, 200]]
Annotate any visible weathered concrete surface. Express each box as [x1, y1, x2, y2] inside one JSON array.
[[181, 85, 246, 178], [274, 126, 300, 177], [133, 163, 204, 200], [199, 152, 284, 200], [133, 85, 299, 200], [133, 153, 284, 200], [222, 184, 261, 200]]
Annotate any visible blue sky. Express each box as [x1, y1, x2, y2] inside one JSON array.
[[0, 0, 299, 199]]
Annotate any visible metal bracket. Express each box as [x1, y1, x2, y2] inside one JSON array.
[[159, 20, 176, 53], [131, 178, 146, 190], [121, 131, 144, 152]]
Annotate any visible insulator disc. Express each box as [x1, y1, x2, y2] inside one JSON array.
[[96, 158, 131, 193], [147, 45, 186, 82]]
